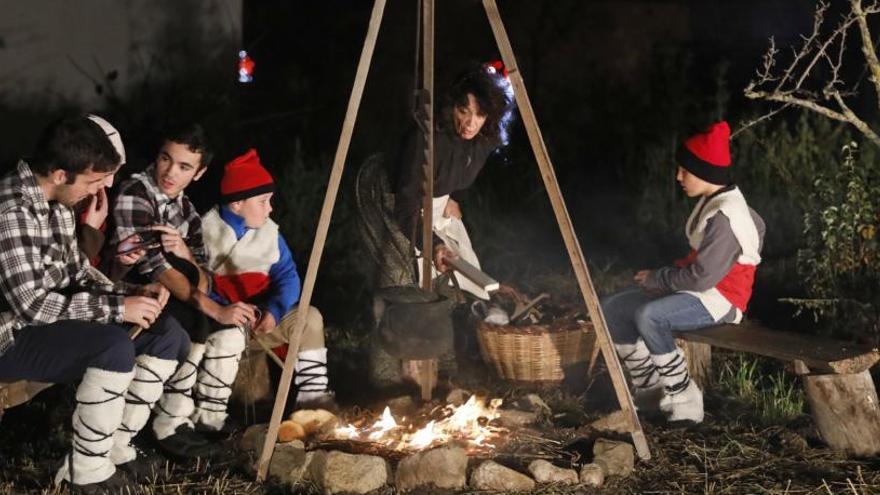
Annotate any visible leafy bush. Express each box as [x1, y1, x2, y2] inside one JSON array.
[[783, 142, 880, 340]]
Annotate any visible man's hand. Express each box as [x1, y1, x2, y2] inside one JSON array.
[[634, 269, 651, 287], [117, 250, 144, 266], [152, 225, 192, 260], [123, 296, 162, 328], [443, 198, 462, 219], [215, 302, 258, 328], [140, 282, 170, 309], [252, 311, 277, 335], [82, 188, 109, 230], [433, 244, 456, 273]]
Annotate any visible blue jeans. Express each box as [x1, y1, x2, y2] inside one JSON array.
[[601, 287, 715, 354]]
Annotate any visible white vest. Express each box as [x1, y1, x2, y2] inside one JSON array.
[[681, 187, 761, 322]]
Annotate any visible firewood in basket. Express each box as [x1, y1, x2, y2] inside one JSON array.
[[447, 257, 500, 292]]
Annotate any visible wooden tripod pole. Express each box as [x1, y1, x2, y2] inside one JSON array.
[[419, 0, 434, 292], [482, 0, 651, 460], [255, 0, 387, 480], [411, 0, 438, 402]]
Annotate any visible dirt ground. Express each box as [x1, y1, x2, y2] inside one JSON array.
[[2, 349, 879, 494]]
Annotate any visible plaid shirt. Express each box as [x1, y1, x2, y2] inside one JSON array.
[[108, 164, 208, 281], [0, 161, 130, 356]]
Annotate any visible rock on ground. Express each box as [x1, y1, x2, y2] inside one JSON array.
[[579, 462, 605, 487], [239, 423, 268, 452], [307, 450, 388, 494], [589, 410, 631, 434], [495, 409, 538, 428], [515, 394, 552, 415], [268, 440, 306, 482], [445, 388, 471, 406], [527, 459, 578, 485], [395, 446, 468, 492], [593, 438, 635, 477], [469, 460, 536, 492]]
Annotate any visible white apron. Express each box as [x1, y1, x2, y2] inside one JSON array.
[[416, 195, 489, 300]]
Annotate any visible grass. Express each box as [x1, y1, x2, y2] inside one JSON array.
[[716, 354, 806, 425]]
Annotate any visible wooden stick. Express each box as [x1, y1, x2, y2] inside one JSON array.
[[482, 0, 651, 461], [128, 325, 145, 340], [255, 0, 387, 481], [413, 0, 438, 403], [419, 0, 435, 291]]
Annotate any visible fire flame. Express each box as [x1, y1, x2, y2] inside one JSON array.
[[331, 395, 504, 451]]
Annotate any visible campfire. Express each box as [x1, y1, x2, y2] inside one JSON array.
[[327, 395, 507, 453]]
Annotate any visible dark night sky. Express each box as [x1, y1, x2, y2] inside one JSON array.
[[0, 0, 851, 328]]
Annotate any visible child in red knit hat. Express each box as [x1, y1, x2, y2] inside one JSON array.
[[200, 149, 334, 414], [601, 121, 766, 424]]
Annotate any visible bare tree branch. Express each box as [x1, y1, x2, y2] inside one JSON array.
[[851, 0, 880, 109], [744, 0, 880, 147]]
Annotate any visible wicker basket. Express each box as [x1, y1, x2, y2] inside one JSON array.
[[476, 320, 594, 383]]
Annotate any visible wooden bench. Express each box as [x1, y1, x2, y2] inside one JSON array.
[[674, 321, 880, 456], [0, 380, 53, 421]]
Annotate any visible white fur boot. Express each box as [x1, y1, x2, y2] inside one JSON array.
[[153, 343, 205, 440], [55, 367, 134, 486], [295, 347, 335, 408], [615, 339, 664, 411], [191, 328, 247, 431], [110, 355, 177, 465], [653, 347, 704, 423]]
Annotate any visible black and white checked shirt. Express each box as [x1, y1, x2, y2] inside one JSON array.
[[108, 164, 208, 280], [0, 161, 131, 356]]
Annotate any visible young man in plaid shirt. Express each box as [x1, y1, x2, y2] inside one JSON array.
[[106, 123, 257, 456], [0, 116, 189, 492]]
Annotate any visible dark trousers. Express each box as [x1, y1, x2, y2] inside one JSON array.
[[0, 315, 188, 383]]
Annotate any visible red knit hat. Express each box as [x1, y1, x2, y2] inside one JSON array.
[[680, 121, 732, 186], [220, 148, 275, 202]]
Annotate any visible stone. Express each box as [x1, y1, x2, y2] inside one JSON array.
[[516, 394, 552, 415], [239, 423, 268, 452], [469, 460, 535, 492], [387, 395, 416, 415], [495, 409, 538, 428], [527, 460, 578, 485], [589, 410, 631, 434], [579, 463, 605, 487], [445, 388, 471, 406], [395, 446, 468, 492], [593, 438, 635, 477], [307, 450, 388, 494], [268, 440, 306, 481]]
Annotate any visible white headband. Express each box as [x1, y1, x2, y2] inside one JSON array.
[[87, 114, 126, 165]]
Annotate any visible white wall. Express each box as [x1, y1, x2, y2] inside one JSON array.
[[0, 0, 241, 107]]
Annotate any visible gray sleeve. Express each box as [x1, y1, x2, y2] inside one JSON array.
[[645, 212, 741, 292]]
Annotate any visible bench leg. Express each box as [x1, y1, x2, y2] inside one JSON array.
[[803, 370, 880, 456], [675, 338, 712, 389]]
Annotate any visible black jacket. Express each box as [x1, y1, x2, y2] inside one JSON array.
[[393, 126, 498, 248]]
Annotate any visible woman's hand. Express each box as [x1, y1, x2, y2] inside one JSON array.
[[82, 188, 109, 230], [433, 244, 456, 273], [443, 198, 462, 219]]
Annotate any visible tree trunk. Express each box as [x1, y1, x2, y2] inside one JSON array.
[[803, 370, 880, 456]]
